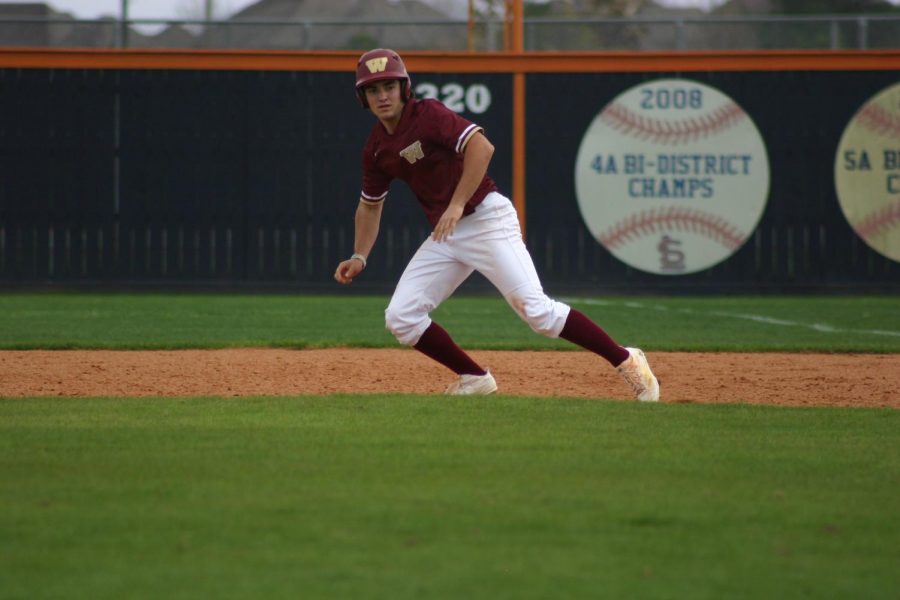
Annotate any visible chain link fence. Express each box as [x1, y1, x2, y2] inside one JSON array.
[[0, 14, 898, 51]]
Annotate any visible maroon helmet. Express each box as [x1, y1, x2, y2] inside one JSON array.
[[355, 48, 413, 109]]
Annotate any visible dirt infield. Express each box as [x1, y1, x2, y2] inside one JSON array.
[[1, 349, 897, 408]]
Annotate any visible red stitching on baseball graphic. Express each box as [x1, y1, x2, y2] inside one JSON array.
[[852, 199, 900, 239], [857, 103, 900, 140], [600, 102, 746, 145], [600, 207, 746, 250]]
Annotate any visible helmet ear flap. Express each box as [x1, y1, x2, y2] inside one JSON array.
[[402, 78, 414, 102]]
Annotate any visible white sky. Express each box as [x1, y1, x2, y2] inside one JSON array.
[[2, 0, 897, 20]]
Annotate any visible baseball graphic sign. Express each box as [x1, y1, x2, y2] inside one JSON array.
[[834, 81, 900, 263], [575, 79, 770, 275]]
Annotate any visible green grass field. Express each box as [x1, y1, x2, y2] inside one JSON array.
[[3, 397, 898, 599], [0, 292, 898, 352], [1, 293, 899, 598]]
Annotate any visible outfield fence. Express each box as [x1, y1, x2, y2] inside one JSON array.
[[0, 50, 898, 291]]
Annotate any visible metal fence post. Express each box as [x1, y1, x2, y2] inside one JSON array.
[[487, 20, 497, 51], [858, 16, 868, 49]]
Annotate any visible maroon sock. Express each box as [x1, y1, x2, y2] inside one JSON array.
[[414, 321, 487, 376], [559, 309, 630, 367]]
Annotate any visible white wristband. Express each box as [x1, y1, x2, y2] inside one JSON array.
[[350, 253, 367, 269]]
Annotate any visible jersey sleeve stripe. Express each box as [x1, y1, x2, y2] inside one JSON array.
[[456, 124, 482, 154], [361, 190, 388, 202]]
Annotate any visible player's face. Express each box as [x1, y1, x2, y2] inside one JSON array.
[[365, 80, 404, 126]]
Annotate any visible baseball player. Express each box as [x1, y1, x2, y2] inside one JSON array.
[[334, 48, 659, 400]]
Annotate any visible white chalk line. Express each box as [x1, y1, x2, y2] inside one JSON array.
[[562, 298, 900, 338]]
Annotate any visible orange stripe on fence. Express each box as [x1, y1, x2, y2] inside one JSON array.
[[1, 48, 900, 72]]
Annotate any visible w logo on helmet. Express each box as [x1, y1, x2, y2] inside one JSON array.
[[365, 57, 388, 74]]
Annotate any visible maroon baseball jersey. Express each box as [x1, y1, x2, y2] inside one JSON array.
[[360, 98, 498, 227]]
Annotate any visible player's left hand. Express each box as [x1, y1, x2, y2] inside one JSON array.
[[432, 204, 464, 243]]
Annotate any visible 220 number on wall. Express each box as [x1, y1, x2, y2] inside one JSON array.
[[415, 82, 492, 114]]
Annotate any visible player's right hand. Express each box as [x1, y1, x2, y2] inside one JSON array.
[[334, 259, 364, 284]]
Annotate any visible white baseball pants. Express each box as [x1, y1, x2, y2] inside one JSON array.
[[385, 192, 571, 346]]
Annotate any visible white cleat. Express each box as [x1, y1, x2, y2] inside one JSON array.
[[616, 348, 660, 402], [445, 370, 498, 396]]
